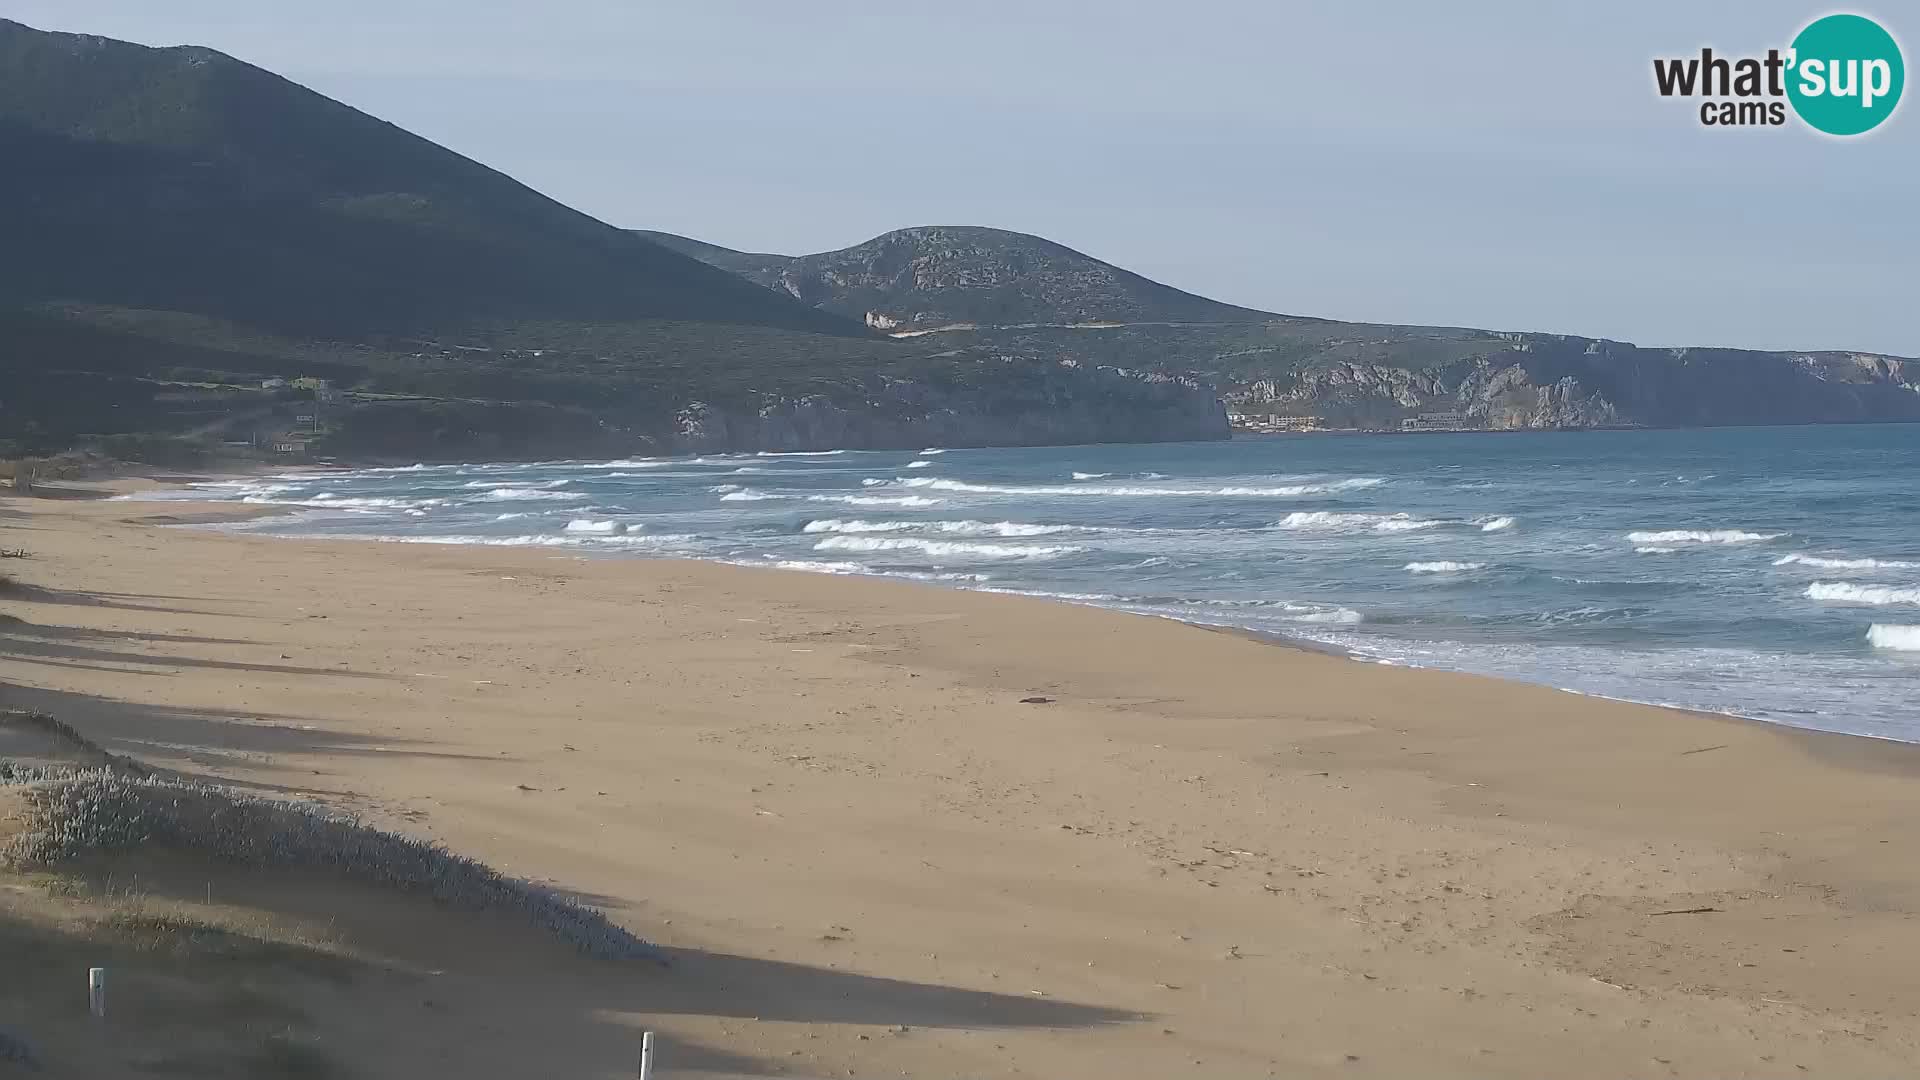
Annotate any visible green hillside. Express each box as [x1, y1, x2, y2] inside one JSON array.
[[635, 226, 1277, 332], [0, 19, 858, 339]]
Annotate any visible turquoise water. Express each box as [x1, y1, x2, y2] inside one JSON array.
[[134, 425, 1920, 740]]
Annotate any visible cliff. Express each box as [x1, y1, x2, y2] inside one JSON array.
[[1223, 339, 1920, 430]]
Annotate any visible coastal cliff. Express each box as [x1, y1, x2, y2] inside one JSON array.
[[1224, 341, 1920, 430]]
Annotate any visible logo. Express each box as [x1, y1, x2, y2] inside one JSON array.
[[1653, 13, 1903, 135]]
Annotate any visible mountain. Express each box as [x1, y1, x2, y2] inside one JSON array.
[[0, 20, 1227, 458], [654, 226, 1920, 432], [634, 226, 1276, 332], [0, 18, 860, 339]]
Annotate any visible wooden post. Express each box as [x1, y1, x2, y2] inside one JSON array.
[[638, 1031, 654, 1079], [87, 968, 106, 1018]]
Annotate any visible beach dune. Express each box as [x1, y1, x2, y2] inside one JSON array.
[[4, 483, 1920, 1077]]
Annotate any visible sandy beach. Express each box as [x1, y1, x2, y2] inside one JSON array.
[[6, 477, 1920, 1078]]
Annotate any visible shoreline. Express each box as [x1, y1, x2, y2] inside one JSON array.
[[14, 478, 1920, 1076], [117, 471, 1913, 750]]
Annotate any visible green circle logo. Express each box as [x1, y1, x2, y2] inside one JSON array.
[[1787, 14, 1904, 135]]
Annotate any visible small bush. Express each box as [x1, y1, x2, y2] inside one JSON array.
[[0, 767, 657, 961]]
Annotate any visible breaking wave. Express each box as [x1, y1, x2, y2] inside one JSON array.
[[1806, 582, 1920, 606], [813, 536, 1084, 560], [802, 518, 1084, 537], [883, 476, 1386, 498], [1867, 625, 1920, 651], [564, 519, 628, 534], [1774, 553, 1920, 571], [805, 494, 943, 507], [1278, 511, 1445, 533], [1626, 529, 1782, 545], [474, 487, 587, 502], [1406, 561, 1486, 573], [1478, 516, 1517, 532]]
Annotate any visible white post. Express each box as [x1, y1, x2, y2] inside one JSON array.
[[87, 968, 106, 1018], [638, 1031, 655, 1079]]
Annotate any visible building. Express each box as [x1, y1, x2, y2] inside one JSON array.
[[1228, 413, 1325, 434], [1401, 412, 1476, 432]]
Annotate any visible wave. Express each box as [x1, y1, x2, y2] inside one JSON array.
[[564, 519, 628, 534], [812, 536, 1083, 560], [906, 460, 934, 469], [719, 490, 784, 502], [890, 476, 1385, 498], [1478, 516, 1517, 532], [976, 589, 1362, 625], [1406, 561, 1486, 573], [801, 518, 1084, 537], [1868, 624, 1920, 651], [494, 512, 534, 521], [1774, 553, 1920, 571], [474, 488, 587, 502], [345, 532, 697, 549], [1634, 546, 1679, 554], [1806, 582, 1920, 606], [805, 494, 942, 507], [1071, 471, 1112, 480], [755, 450, 847, 457], [1625, 529, 1782, 545], [241, 493, 445, 510], [763, 558, 867, 575], [1277, 511, 1444, 533]]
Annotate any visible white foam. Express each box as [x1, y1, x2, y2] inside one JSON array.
[[805, 494, 942, 507], [919, 448, 947, 454], [347, 534, 594, 548], [1288, 606, 1364, 624], [241, 494, 443, 510], [766, 559, 867, 575], [474, 488, 587, 502], [1375, 517, 1446, 533], [1867, 624, 1920, 651], [564, 519, 627, 534], [494, 512, 534, 521], [1626, 529, 1782, 545], [1478, 516, 1517, 532], [755, 450, 847, 457], [1071, 471, 1112, 480], [1806, 582, 1920, 606], [719, 490, 784, 502], [887, 477, 1386, 498], [813, 536, 1083, 560], [906, 460, 933, 469], [1634, 546, 1680, 554], [1775, 553, 1920, 571], [1406, 561, 1486, 573], [1278, 511, 1444, 533], [801, 518, 1083, 537]]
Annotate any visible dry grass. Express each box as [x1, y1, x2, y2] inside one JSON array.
[[0, 765, 657, 961], [0, 710, 148, 774], [0, 875, 356, 1078]]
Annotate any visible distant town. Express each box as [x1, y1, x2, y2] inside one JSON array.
[[1227, 411, 1481, 434]]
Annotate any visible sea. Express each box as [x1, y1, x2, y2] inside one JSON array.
[[127, 424, 1920, 741]]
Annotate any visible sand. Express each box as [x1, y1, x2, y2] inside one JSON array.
[[4, 478, 1920, 1077]]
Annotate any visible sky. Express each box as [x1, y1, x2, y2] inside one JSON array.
[[7, 1, 1915, 355]]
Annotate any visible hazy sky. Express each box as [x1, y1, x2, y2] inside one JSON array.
[[9, 1, 1915, 354]]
